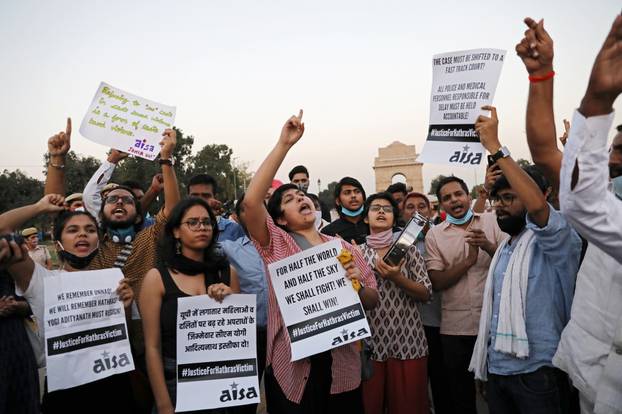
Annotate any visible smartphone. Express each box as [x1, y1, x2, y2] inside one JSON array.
[[487, 154, 496, 168]]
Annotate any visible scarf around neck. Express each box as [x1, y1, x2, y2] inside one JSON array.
[[366, 228, 394, 249]]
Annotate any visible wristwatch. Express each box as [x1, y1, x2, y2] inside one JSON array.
[[489, 146, 511, 163], [158, 157, 175, 166]]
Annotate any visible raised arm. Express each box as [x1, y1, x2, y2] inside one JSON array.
[[243, 110, 305, 246], [141, 173, 163, 213], [82, 149, 127, 219], [0, 194, 65, 234], [477, 106, 549, 227], [516, 18, 562, 204], [3, 195, 66, 291], [560, 15, 622, 262], [159, 129, 181, 217], [44, 118, 72, 196]]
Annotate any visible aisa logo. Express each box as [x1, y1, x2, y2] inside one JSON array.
[[219, 382, 258, 402], [448, 145, 483, 165], [92, 350, 131, 374], [331, 328, 369, 346]]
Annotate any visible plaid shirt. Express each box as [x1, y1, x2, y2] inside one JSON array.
[[253, 216, 376, 403]]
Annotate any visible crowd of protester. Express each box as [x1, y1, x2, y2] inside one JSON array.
[[1, 14, 621, 414]]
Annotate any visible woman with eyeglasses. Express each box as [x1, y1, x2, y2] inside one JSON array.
[[139, 198, 237, 414], [2, 194, 135, 413], [358, 192, 432, 414]]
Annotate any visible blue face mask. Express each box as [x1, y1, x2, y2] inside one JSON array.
[[446, 208, 474, 225], [613, 175, 622, 201], [341, 205, 364, 217]]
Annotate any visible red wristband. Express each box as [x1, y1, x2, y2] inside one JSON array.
[[529, 70, 555, 83]]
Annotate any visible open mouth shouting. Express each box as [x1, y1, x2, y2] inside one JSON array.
[[449, 204, 466, 217], [298, 202, 314, 216], [74, 239, 92, 254], [112, 207, 127, 218]]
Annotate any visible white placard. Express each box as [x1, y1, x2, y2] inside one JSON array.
[[79, 82, 176, 160], [43, 268, 134, 391], [418, 48, 506, 166], [176, 294, 259, 412], [267, 240, 371, 361]]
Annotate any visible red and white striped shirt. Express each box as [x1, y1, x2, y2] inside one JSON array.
[[252, 216, 376, 403]]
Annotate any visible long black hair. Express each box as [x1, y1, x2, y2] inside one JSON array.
[[159, 197, 227, 273]]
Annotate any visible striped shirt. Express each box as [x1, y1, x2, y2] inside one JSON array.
[[88, 209, 167, 299], [252, 216, 376, 403]]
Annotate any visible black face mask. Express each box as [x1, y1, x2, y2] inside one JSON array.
[[497, 212, 527, 236], [58, 247, 99, 269]]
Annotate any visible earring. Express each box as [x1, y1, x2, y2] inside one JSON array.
[[175, 239, 181, 254]]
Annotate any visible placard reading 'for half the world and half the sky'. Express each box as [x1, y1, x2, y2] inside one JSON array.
[[267, 239, 371, 361], [79, 82, 176, 160], [44, 268, 135, 392], [418, 48, 506, 166]]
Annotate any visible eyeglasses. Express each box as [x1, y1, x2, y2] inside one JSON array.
[[105, 195, 135, 205], [490, 193, 517, 207], [182, 218, 213, 231], [369, 205, 393, 213]]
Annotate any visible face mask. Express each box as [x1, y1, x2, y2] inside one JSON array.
[[613, 175, 622, 201], [341, 205, 364, 217], [57, 241, 99, 269], [497, 213, 527, 236], [445, 209, 473, 225], [74, 207, 85, 212], [297, 182, 309, 192], [107, 227, 136, 244], [314, 211, 323, 229]]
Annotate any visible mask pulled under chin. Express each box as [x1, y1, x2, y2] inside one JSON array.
[[314, 211, 323, 229], [341, 205, 364, 217], [57, 242, 99, 269]]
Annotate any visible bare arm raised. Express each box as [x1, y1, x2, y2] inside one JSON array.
[[242, 110, 305, 246]]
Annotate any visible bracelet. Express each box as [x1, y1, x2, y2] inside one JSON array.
[[49, 162, 65, 169], [529, 70, 555, 83]]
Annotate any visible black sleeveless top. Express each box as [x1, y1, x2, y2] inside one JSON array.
[[159, 266, 220, 360]]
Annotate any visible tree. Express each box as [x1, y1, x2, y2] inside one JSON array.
[[0, 169, 49, 234], [318, 181, 339, 209], [428, 174, 448, 196], [43, 151, 102, 195], [186, 143, 251, 201]]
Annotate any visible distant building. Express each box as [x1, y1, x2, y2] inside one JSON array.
[[373, 141, 424, 193]]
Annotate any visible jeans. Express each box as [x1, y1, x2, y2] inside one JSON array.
[[486, 366, 573, 414]]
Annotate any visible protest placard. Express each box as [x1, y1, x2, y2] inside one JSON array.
[[176, 294, 259, 412], [79, 82, 176, 160], [43, 268, 134, 392], [418, 48, 506, 166], [267, 239, 371, 361]]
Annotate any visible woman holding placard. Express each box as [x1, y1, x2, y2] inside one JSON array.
[[140, 197, 235, 414], [358, 192, 432, 414], [241, 110, 379, 413], [2, 196, 135, 413]]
